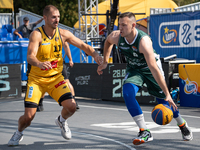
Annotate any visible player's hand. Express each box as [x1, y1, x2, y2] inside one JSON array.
[[165, 94, 178, 111], [69, 60, 74, 68], [39, 61, 52, 70], [97, 62, 107, 75], [94, 55, 103, 65]]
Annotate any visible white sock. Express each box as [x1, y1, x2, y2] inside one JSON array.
[[16, 129, 23, 134], [133, 114, 147, 130], [59, 115, 66, 122], [174, 116, 185, 126]]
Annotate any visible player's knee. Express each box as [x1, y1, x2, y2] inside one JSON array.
[[58, 93, 73, 106], [123, 83, 139, 101], [62, 99, 76, 114], [68, 100, 76, 113], [23, 115, 34, 126]]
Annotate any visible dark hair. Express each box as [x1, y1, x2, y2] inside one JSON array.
[[43, 5, 58, 16], [119, 12, 136, 19]]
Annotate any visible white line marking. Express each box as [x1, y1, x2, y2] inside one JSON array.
[[2, 125, 136, 150], [73, 131, 136, 150], [5, 100, 200, 119], [44, 101, 200, 119]]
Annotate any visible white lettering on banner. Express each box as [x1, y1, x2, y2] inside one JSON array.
[[165, 32, 175, 41], [113, 69, 126, 78], [159, 20, 200, 48], [112, 69, 151, 98], [0, 66, 10, 92], [113, 79, 122, 97], [112, 69, 126, 98], [9, 89, 18, 96], [75, 75, 90, 85]]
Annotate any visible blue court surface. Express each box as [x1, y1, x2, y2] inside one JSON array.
[[0, 95, 200, 150]]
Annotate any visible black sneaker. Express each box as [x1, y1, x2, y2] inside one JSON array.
[[133, 129, 153, 145], [178, 121, 193, 141], [76, 102, 80, 110], [37, 105, 44, 112]]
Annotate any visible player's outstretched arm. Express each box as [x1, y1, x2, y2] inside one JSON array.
[[60, 29, 102, 65], [97, 30, 120, 75]]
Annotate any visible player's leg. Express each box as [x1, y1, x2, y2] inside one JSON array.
[[145, 63, 193, 141], [157, 98, 193, 141], [62, 63, 79, 109], [37, 93, 45, 112], [123, 71, 153, 145], [50, 75, 76, 140], [123, 83, 153, 145], [8, 81, 43, 146], [65, 79, 79, 109], [55, 93, 76, 140]]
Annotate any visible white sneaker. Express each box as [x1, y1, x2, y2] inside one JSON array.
[[178, 121, 193, 141], [133, 129, 153, 145], [8, 131, 23, 146], [55, 116, 71, 140]]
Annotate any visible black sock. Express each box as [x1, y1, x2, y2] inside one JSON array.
[[39, 98, 43, 106]]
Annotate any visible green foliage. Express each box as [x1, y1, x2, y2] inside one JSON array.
[[0, 0, 105, 27], [1, 0, 199, 27], [173, 0, 200, 6]]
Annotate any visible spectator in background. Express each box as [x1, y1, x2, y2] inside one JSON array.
[[14, 17, 43, 39]]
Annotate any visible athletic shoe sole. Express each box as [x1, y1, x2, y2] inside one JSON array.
[[133, 137, 153, 145]]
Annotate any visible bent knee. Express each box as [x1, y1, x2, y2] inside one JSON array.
[[123, 83, 139, 99], [23, 116, 34, 126], [62, 99, 76, 113]]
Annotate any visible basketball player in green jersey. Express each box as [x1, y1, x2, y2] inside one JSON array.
[[97, 12, 193, 145], [8, 5, 102, 146]]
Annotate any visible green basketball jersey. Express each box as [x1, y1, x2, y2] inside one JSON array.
[[118, 29, 159, 70]]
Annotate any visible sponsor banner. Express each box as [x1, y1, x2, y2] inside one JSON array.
[[150, 11, 200, 63], [68, 63, 102, 99], [159, 20, 200, 48], [69, 63, 156, 105], [179, 64, 200, 107], [0, 64, 21, 98]]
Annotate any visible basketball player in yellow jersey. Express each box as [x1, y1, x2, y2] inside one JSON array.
[[8, 5, 103, 146]]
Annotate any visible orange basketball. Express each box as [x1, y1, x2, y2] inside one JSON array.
[[151, 104, 173, 125]]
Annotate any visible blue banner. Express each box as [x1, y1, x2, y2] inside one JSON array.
[[150, 11, 200, 63]]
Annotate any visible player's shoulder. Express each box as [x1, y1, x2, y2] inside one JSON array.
[[59, 28, 73, 38], [59, 28, 71, 35], [110, 30, 120, 37], [107, 30, 120, 44], [59, 28, 76, 43], [29, 29, 42, 42]]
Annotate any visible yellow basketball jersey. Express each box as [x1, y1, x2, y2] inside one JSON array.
[[28, 26, 63, 77]]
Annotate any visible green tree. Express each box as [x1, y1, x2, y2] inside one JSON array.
[[173, 0, 200, 6], [5, 0, 198, 27], [12, 0, 104, 27]]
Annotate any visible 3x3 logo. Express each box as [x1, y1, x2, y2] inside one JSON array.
[[159, 19, 200, 48]]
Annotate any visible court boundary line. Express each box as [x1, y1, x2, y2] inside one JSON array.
[[1, 125, 136, 150]]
